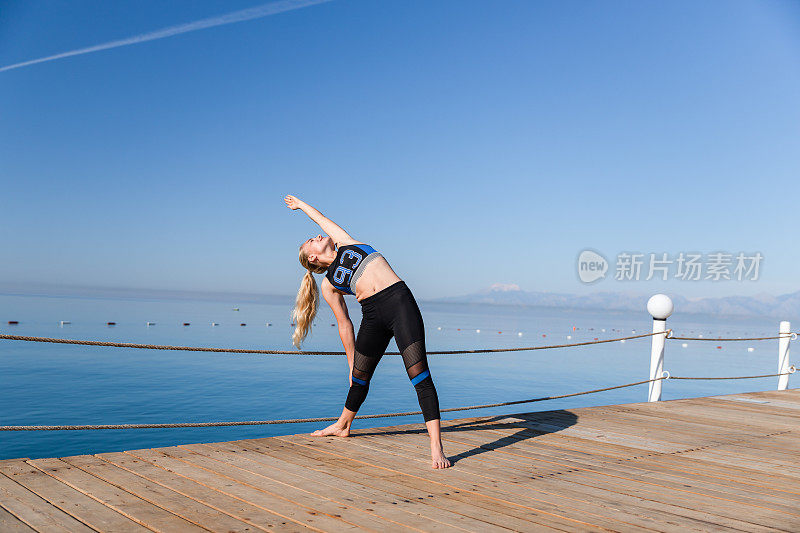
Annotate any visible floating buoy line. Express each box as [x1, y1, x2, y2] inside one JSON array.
[[2, 319, 790, 357]]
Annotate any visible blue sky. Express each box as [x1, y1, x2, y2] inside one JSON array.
[[1, 0, 799, 300]]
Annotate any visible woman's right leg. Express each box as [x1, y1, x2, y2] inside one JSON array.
[[312, 307, 392, 437], [346, 305, 393, 413]]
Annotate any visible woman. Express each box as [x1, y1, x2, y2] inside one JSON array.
[[285, 194, 451, 469]]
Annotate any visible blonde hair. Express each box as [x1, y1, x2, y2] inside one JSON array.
[[291, 244, 328, 349]]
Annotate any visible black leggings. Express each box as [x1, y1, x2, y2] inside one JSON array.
[[345, 280, 441, 422]]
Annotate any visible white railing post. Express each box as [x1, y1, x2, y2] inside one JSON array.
[[778, 321, 791, 391], [647, 294, 673, 402]]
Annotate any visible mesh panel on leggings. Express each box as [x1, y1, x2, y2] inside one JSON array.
[[401, 339, 428, 379], [353, 350, 381, 380]]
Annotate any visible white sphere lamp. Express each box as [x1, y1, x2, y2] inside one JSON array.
[[647, 294, 674, 320]]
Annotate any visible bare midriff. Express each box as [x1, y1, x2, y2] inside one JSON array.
[[354, 256, 402, 302]]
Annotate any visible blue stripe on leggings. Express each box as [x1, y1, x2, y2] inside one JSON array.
[[351, 375, 367, 386], [410, 369, 430, 386]]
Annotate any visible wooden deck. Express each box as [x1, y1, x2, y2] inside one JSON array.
[[1, 389, 798, 532]]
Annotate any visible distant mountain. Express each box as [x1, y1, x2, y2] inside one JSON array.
[[432, 284, 800, 319]]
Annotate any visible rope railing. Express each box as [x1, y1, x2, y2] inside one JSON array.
[[2, 328, 795, 355], [668, 367, 796, 381], [666, 332, 797, 342], [0, 330, 669, 356], [2, 368, 795, 431], [1, 317, 794, 432], [0, 376, 668, 431]]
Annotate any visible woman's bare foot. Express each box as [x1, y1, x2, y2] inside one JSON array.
[[431, 442, 452, 469], [311, 421, 350, 437]]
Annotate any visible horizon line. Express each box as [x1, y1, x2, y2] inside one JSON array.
[[0, 281, 794, 302]]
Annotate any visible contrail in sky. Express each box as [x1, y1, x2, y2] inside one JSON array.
[[0, 0, 331, 73]]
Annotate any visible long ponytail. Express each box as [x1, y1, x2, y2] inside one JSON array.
[[292, 247, 328, 349]]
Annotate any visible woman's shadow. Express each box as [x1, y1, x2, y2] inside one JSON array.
[[358, 409, 579, 465]]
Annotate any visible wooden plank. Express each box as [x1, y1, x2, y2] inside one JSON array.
[[3, 390, 799, 532], [613, 405, 800, 447], [358, 432, 800, 519], [570, 403, 789, 438], [627, 393, 800, 416], [349, 427, 797, 532], [432, 406, 800, 504], [701, 398, 800, 416], [0, 504, 37, 532], [681, 440, 800, 469], [745, 390, 800, 404], [92, 451, 324, 532], [269, 435, 749, 532], [450, 414, 685, 453], [706, 393, 800, 411], [350, 431, 741, 533], [627, 453, 800, 494], [438, 415, 663, 458], [475, 416, 800, 491], [633, 400, 800, 430], [718, 398, 800, 411], [409, 424, 800, 511], [532, 407, 774, 451], [245, 437, 587, 532], [599, 405, 800, 452], [187, 441, 518, 533], [28, 457, 205, 532], [341, 432, 764, 533], [3, 459, 147, 532], [415, 422, 800, 506], [441, 415, 800, 499], [59, 454, 260, 532], [551, 407, 800, 466], [761, 431, 800, 450], [673, 447, 800, 478], [0, 464, 94, 532], [120, 447, 404, 532]]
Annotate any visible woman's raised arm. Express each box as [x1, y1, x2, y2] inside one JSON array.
[[285, 195, 358, 246]]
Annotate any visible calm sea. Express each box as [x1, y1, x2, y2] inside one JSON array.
[[0, 292, 788, 460]]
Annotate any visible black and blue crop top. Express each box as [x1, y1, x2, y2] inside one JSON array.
[[325, 243, 383, 296]]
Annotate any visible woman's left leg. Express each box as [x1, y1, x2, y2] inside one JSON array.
[[392, 287, 451, 469]]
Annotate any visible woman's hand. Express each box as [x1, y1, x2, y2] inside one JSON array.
[[284, 195, 304, 211]]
